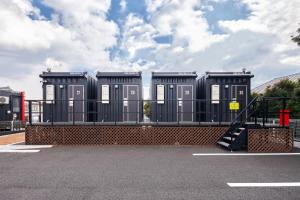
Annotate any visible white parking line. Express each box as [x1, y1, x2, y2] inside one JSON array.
[[193, 153, 300, 156], [0, 149, 40, 153], [0, 145, 53, 153], [227, 182, 300, 187], [3, 145, 53, 149]]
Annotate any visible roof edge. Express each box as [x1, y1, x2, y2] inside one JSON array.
[[96, 71, 142, 78], [152, 71, 197, 78], [39, 72, 88, 78]]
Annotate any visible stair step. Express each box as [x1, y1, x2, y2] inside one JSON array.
[[233, 132, 240, 136], [238, 128, 245, 131], [223, 137, 235, 141], [217, 141, 230, 148]]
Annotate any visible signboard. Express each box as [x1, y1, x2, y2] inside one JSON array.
[[46, 85, 54, 104], [229, 101, 240, 110], [101, 85, 109, 104], [123, 98, 128, 107], [178, 98, 182, 107], [69, 98, 74, 107], [157, 85, 164, 104], [211, 85, 220, 104]]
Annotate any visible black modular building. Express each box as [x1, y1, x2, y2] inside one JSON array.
[[0, 87, 24, 122], [151, 72, 197, 122], [197, 71, 254, 122], [40, 72, 96, 122], [96, 72, 143, 122]]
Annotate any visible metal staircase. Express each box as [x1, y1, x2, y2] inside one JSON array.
[[217, 97, 259, 151]]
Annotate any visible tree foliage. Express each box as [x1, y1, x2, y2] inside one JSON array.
[[260, 79, 300, 118], [144, 101, 151, 118], [292, 27, 300, 46]]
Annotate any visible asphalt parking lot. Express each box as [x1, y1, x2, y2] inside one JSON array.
[[1, 145, 300, 200]]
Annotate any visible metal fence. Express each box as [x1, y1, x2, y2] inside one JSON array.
[[0, 120, 24, 135], [290, 120, 300, 141], [24, 97, 299, 128]]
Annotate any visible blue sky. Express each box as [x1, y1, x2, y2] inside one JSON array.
[[0, 0, 299, 99]]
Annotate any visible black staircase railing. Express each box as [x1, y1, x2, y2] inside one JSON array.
[[220, 96, 299, 151], [224, 97, 258, 151]]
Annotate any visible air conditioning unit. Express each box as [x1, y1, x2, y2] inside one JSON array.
[[0, 96, 9, 104]]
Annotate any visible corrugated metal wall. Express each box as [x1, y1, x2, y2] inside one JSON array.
[[97, 73, 143, 122], [41, 74, 96, 122], [151, 74, 197, 122], [197, 74, 252, 122]]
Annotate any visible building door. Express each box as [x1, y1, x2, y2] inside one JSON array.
[[123, 85, 139, 122], [68, 85, 84, 122], [231, 85, 247, 121], [177, 85, 193, 122]]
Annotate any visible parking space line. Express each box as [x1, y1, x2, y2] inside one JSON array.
[[193, 153, 300, 156], [3, 145, 53, 149], [227, 182, 300, 187], [0, 149, 40, 153], [0, 144, 53, 153]]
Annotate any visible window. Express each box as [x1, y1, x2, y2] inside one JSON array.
[[101, 85, 109, 104], [157, 85, 164, 104], [46, 85, 55, 104]]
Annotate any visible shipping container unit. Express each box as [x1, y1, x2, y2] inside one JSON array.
[[151, 72, 197, 123], [40, 72, 96, 123], [0, 87, 25, 122], [96, 72, 143, 122], [197, 71, 254, 122]]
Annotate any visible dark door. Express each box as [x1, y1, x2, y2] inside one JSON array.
[[231, 85, 247, 121], [68, 85, 84, 122], [177, 85, 193, 122], [123, 85, 139, 122]]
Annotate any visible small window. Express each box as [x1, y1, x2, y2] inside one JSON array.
[[211, 85, 220, 104], [101, 85, 109, 104], [46, 85, 55, 104], [157, 85, 164, 104], [12, 97, 20, 112]]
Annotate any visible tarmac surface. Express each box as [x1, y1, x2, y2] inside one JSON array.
[[1, 145, 300, 200]]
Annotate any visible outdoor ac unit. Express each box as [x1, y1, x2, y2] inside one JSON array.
[[0, 96, 9, 104]]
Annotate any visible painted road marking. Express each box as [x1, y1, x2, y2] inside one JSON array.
[[0, 149, 40, 153], [227, 182, 300, 187], [193, 153, 300, 156], [2, 145, 53, 149], [0, 145, 53, 153]]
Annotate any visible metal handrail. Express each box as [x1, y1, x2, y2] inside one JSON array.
[[23, 97, 298, 127]]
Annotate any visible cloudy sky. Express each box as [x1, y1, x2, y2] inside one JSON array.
[[0, 0, 300, 99]]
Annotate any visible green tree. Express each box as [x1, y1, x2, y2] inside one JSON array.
[[263, 79, 300, 118], [292, 27, 300, 46], [144, 101, 151, 118]]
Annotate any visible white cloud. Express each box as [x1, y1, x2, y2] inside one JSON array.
[[280, 55, 300, 66], [219, 0, 300, 49], [146, 0, 227, 52], [130, 0, 300, 87], [120, 14, 157, 59], [1, 0, 300, 100], [0, 1, 71, 50], [0, 0, 120, 99], [120, 0, 127, 12]]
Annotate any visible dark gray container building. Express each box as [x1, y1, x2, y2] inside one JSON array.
[[40, 72, 96, 122], [96, 72, 143, 122], [197, 70, 254, 122], [0, 87, 23, 121], [151, 72, 197, 122]]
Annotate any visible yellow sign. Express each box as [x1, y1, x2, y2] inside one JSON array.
[[229, 102, 240, 110]]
